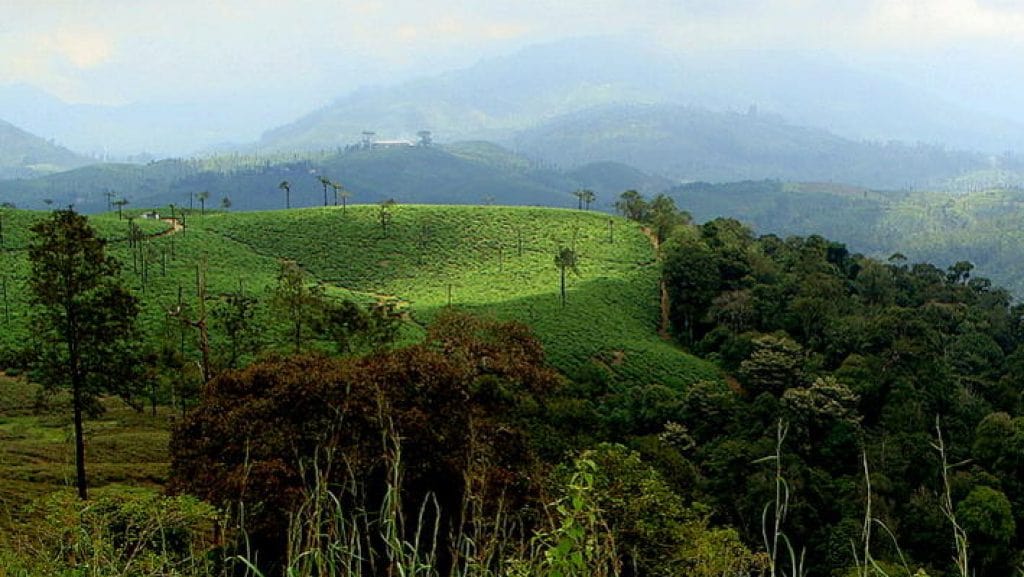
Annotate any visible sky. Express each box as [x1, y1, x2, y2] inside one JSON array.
[[3, 0, 1023, 105], [2, 0, 1023, 154]]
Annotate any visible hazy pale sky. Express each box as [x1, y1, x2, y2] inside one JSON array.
[[3, 0, 1023, 107]]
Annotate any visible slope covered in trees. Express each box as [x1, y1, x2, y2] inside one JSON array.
[[658, 212, 1024, 575], [0, 143, 668, 213], [671, 179, 1024, 297], [511, 104, 996, 189], [2, 198, 1023, 576]]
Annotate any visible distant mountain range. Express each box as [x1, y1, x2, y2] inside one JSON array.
[[0, 119, 93, 179], [258, 38, 1024, 157], [668, 180, 1024, 298], [3, 37, 1021, 163], [508, 104, 1003, 189], [0, 141, 667, 212]]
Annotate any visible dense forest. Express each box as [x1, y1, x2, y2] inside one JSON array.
[[661, 209, 1024, 575], [0, 196, 1022, 577], [671, 179, 1024, 297]]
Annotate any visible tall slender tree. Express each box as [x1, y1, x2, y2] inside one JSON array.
[[113, 198, 129, 220], [582, 189, 596, 210], [196, 191, 210, 216], [278, 180, 291, 209], [270, 260, 322, 353], [331, 182, 344, 208], [573, 189, 596, 210], [28, 209, 140, 499], [554, 246, 580, 307], [318, 176, 331, 207], [338, 185, 352, 215]]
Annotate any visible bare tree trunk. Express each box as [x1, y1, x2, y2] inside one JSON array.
[[196, 265, 211, 382], [73, 385, 87, 499], [560, 267, 566, 307], [71, 353, 88, 499]]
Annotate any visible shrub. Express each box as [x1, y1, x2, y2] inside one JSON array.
[[6, 488, 220, 577], [169, 313, 559, 574], [549, 444, 765, 577]]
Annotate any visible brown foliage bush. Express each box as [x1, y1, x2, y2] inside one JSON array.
[[168, 312, 560, 572]]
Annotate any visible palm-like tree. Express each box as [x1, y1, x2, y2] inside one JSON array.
[[196, 191, 210, 216], [573, 189, 585, 210], [113, 198, 129, 219], [103, 189, 116, 212], [329, 181, 341, 206], [582, 189, 596, 210], [554, 246, 580, 307], [338, 186, 352, 215], [318, 176, 331, 207], [278, 180, 291, 209]]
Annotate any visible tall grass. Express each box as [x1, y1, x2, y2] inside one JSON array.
[[0, 489, 220, 577], [756, 421, 805, 577], [932, 417, 969, 577], [233, 423, 623, 577]]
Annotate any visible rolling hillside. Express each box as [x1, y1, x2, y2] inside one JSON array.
[[0, 205, 718, 390], [510, 104, 992, 189], [0, 143, 666, 212], [0, 120, 93, 179]]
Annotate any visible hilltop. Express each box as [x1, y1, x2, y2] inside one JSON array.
[[0, 142, 665, 212], [510, 104, 994, 189], [0, 119, 93, 179], [257, 38, 1024, 157], [0, 205, 717, 390]]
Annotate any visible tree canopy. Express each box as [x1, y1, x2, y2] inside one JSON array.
[[28, 209, 140, 499]]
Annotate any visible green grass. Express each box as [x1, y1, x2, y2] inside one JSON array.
[[0, 204, 717, 389], [0, 375, 173, 528], [0, 204, 719, 574], [197, 204, 718, 388]]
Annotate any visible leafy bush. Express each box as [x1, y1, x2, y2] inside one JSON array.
[[548, 443, 765, 577], [5, 488, 220, 577], [169, 313, 559, 574]]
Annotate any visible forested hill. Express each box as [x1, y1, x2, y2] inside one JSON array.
[[0, 142, 664, 212], [0, 119, 93, 179], [668, 179, 1024, 298], [256, 38, 1024, 156], [3, 199, 1024, 575], [654, 209, 1024, 575], [510, 104, 997, 189]]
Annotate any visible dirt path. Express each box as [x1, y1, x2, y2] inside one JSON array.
[[639, 226, 671, 340], [153, 218, 184, 237]]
